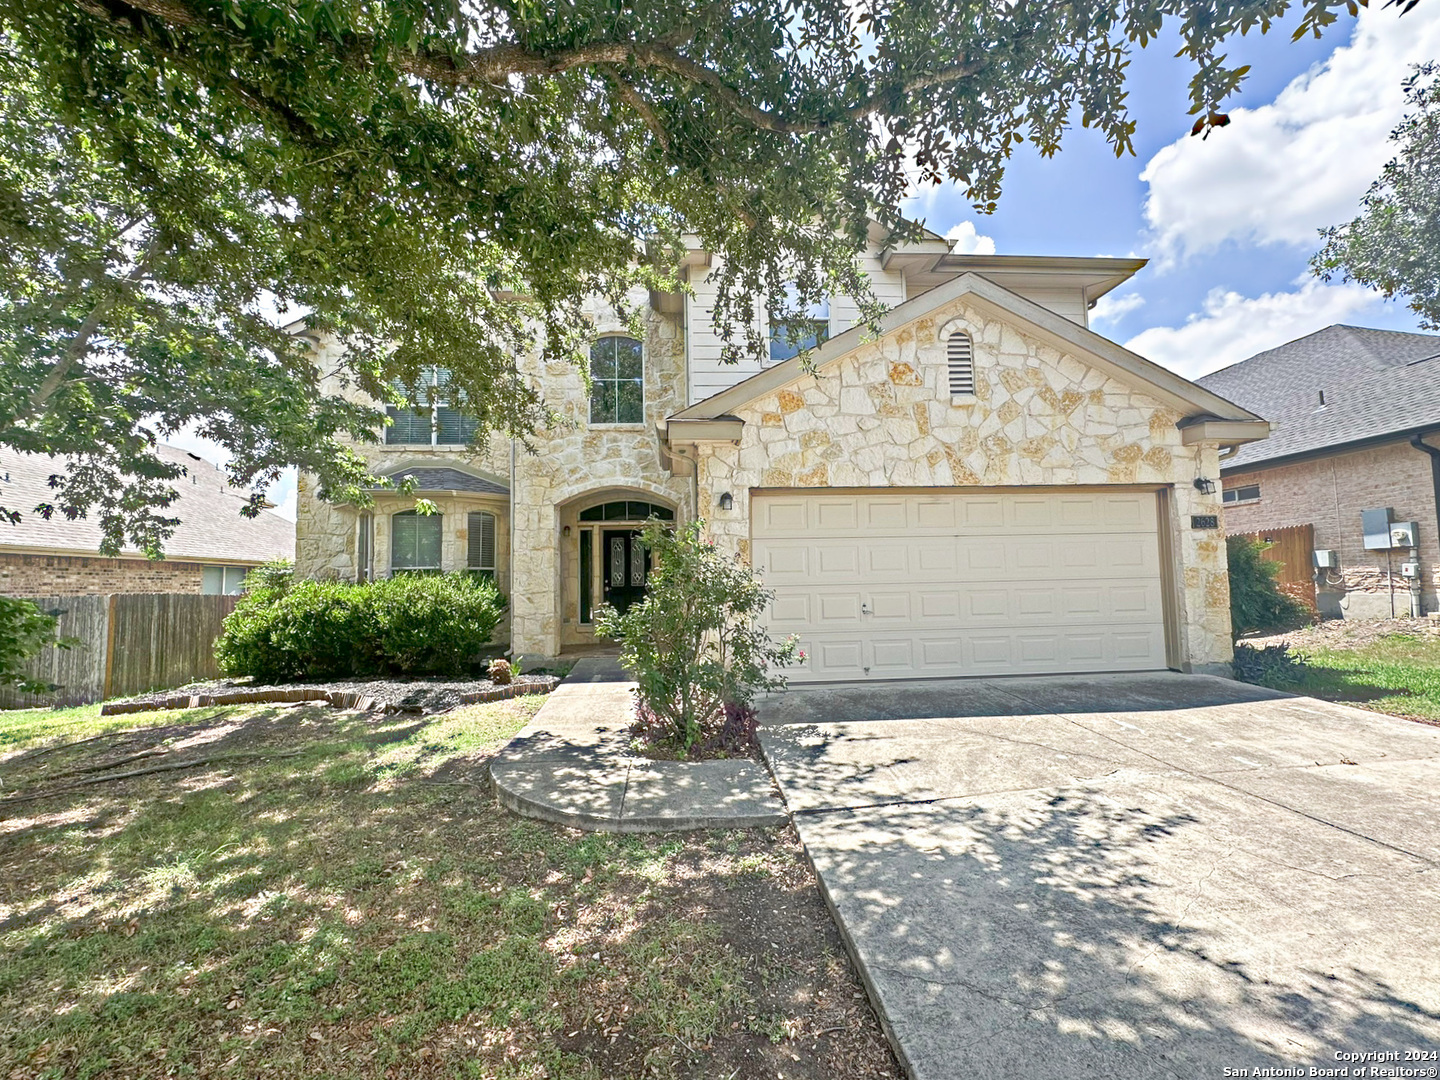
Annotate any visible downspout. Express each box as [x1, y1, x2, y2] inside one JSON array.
[[1410, 433, 1440, 615]]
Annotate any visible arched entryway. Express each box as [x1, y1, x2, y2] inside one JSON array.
[[558, 489, 678, 648]]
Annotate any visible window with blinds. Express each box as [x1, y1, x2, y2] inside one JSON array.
[[384, 366, 478, 445], [391, 510, 442, 572], [947, 330, 976, 397], [467, 511, 497, 579]]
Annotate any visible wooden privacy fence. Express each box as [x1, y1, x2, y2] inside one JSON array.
[[1229, 524, 1317, 610], [0, 594, 240, 708]]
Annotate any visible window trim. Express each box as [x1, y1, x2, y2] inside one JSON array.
[[588, 336, 646, 427], [389, 509, 444, 573]]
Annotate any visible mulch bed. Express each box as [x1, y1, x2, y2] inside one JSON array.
[[101, 674, 559, 717]]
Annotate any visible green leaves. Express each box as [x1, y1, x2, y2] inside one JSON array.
[[0, 1, 1376, 550], [1314, 61, 1440, 327]]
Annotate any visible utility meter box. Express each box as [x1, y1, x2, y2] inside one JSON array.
[[1401, 560, 1420, 579], [1362, 507, 1394, 550], [1390, 521, 1420, 549], [1313, 549, 1340, 568]]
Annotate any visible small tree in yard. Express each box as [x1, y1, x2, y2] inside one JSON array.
[[596, 520, 801, 753], [1227, 535, 1312, 639], [0, 596, 74, 696]]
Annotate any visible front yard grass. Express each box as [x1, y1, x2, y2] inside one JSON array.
[[0, 697, 898, 1080], [1242, 631, 1440, 723]]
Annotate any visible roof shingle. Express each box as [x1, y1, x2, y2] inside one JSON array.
[[1196, 325, 1440, 470], [0, 445, 295, 564], [370, 468, 509, 495]]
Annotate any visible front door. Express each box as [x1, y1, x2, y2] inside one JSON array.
[[601, 529, 650, 614]]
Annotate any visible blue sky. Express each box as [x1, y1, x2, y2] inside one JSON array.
[[906, 2, 1439, 381]]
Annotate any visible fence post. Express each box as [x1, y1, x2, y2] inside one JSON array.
[[103, 593, 118, 701]]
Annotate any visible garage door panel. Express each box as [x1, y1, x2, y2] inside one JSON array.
[[756, 490, 1169, 682]]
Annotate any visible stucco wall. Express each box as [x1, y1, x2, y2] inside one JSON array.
[[692, 296, 1233, 674], [1222, 435, 1440, 618]]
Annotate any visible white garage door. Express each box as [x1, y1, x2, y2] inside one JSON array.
[[753, 490, 1170, 682]]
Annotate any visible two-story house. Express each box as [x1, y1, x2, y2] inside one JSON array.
[[295, 229, 1269, 680]]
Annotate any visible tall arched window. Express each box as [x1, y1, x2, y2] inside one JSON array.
[[947, 329, 976, 397], [589, 337, 644, 424]]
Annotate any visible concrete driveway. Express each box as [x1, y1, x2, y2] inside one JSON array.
[[756, 673, 1440, 1079]]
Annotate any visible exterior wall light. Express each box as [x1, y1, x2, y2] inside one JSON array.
[[1192, 477, 1217, 495], [718, 492, 734, 511]]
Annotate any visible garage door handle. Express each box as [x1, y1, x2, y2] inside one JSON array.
[[861, 602, 871, 615]]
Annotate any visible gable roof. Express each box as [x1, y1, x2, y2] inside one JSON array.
[[370, 467, 509, 496], [672, 271, 1266, 429], [0, 445, 295, 564], [1196, 325, 1440, 470]]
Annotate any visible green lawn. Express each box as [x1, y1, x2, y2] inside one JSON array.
[[1245, 633, 1440, 722], [0, 697, 897, 1080]]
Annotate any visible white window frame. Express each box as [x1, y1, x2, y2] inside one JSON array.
[[201, 565, 248, 595]]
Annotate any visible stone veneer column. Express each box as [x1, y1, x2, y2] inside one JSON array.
[[508, 450, 561, 661]]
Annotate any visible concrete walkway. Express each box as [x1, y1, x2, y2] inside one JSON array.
[[490, 656, 787, 832], [758, 673, 1440, 1080]]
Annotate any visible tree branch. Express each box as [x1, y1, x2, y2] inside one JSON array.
[[20, 228, 164, 423], [79, 0, 984, 136]]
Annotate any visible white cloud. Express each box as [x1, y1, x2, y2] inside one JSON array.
[[1124, 280, 1380, 378], [944, 220, 997, 255], [1090, 290, 1146, 330], [1140, 4, 1440, 262]]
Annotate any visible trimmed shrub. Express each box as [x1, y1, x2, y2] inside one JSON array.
[[596, 519, 802, 752], [1226, 535, 1312, 638], [1232, 642, 1307, 686], [241, 559, 294, 595], [215, 573, 505, 683]]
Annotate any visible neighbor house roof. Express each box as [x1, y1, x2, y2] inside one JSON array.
[[671, 270, 1267, 437], [370, 467, 509, 496], [0, 445, 295, 564], [1196, 325, 1440, 471]]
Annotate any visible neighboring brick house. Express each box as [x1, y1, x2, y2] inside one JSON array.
[[1197, 325, 1440, 619], [298, 235, 1271, 678], [0, 445, 295, 597]]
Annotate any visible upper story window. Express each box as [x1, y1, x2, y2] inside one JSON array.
[[769, 295, 830, 364], [385, 366, 479, 446], [589, 336, 644, 425], [1222, 483, 1261, 506], [391, 510, 442, 572], [946, 329, 976, 397]]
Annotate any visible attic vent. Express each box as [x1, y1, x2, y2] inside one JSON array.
[[947, 330, 976, 397]]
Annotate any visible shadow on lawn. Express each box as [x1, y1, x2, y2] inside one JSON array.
[[0, 702, 900, 1080]]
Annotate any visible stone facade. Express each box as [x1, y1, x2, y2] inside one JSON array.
[[1222, 435, 1440, 618], [693, 298, 1233, 673], [509, 291, 691, 656], [296, 278, 1244, 673], [0, 552, 207, 596]]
